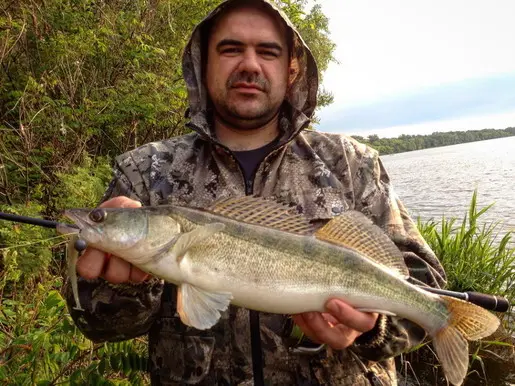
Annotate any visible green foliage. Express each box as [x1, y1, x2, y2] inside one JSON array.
[[353, 127, 515, 155], [0, 203, 56, 280], [0, 162, 149, 384], [53, 156, 113, 210], [0, 267, 149, 385], [0, 0, 336, 212], [279, 0, 336, 110], [418, 190, 515, 334], [0, 1, 338, 383]]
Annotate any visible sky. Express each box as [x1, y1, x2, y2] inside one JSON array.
[[314, 0, 515, 137]]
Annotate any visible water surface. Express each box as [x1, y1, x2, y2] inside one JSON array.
[[381, 136, 515, 237]]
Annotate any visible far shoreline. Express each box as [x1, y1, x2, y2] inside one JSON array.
[[348, 127, 515, 156]]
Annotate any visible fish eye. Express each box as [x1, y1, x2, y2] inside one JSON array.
[[89, 208, 106, 223]]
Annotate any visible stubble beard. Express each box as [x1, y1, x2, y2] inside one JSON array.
[[212, 72, 282, 130], [217, 95, 278, 130], [214, 89, 282, 130]]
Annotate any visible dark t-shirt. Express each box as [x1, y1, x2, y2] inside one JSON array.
[[232, 140, 277, 189]]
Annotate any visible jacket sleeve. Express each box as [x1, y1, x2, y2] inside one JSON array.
[[62, 166, 164, 343], [349, 144, 447, 361]]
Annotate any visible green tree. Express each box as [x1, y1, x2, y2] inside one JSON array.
[[0, 0, 337, 211], [0, 1, 338, 382]]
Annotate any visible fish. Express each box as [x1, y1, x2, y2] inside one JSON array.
[[64, 196, 500, 386]]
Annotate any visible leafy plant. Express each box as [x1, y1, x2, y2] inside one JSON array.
[[0, 257, 150, 385]]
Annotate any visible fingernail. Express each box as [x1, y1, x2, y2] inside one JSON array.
[[304, 312, 315, 321], [326, 300, 340, 314]]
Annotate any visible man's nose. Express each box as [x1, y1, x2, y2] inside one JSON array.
[[238, 50, 261, 74]]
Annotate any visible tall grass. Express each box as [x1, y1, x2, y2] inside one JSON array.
[[418, 190, 514, 330], [410, 190, 515, 385]]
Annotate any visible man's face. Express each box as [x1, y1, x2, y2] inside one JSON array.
[[205, 6, 290, 130]]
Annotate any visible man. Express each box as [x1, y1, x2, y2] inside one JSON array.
[[66, 0, 447, 384]]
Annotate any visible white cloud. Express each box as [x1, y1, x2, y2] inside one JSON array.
[[317, 0, 515, 113]]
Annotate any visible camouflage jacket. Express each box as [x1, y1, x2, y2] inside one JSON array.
[[64, 1, 447, 385]]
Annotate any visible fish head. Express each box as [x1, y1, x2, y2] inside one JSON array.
[[64, 207, 149, 254]]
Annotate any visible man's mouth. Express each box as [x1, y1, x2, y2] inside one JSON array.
[[231, 82, 263, 92]]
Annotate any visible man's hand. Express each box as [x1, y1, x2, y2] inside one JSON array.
[[292, 299, 378, 350], [76, 196, 150, 284]]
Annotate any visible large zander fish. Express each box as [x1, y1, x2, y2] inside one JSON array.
[[64, 196, 500, 386]]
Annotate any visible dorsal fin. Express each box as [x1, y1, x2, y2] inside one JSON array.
[[315, 211, 409, 277], [208, 196, 314, 235]]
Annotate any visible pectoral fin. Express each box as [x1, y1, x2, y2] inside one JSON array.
[[177, 283, 233, 330], [171, 223, 225, 260]]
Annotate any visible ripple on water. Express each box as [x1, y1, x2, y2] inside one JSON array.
[[381, 137, 515, 241]]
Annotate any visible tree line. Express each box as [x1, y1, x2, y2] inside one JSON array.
[[352, 127, 515, 155]]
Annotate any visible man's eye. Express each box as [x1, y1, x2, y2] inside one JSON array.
[[221, 48, 241, 54], [260, 51, 279, 58]]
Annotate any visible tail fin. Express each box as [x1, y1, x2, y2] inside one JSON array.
[[433, 295, 500, 385]]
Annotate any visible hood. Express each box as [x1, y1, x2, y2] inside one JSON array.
[[182, 0, 319, 144]]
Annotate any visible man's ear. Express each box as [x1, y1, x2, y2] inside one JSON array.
[[288, 57, 299, 88]]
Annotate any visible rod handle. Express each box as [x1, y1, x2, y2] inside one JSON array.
[[466, 291, 510, 313], [422, 287, 511, 312]]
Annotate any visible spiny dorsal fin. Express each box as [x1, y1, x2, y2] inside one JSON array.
[[208, 196, 313, 235], [315, 211, 409, 277]]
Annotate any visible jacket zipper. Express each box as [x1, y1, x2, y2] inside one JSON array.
[[222, 149, 264, 386], [187, 122, 293, 386]]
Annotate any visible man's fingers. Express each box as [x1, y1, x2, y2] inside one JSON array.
[[130, 266, 149, 283], [76, 248, 107, 279], [293, 312, 356, 350], [300, 312, 355, 349], [292, 300, 380, 351], [321, 313, 339, 326], [325, 299, 378, 333], [291, 314, 323, 344], [99, 196, 142, 209], [103, 255, 131, 284]]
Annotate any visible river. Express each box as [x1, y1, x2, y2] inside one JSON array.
[[381, 136, 515, 240]]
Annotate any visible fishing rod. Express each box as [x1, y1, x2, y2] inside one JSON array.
[[0, 211, 79, 230], [422, 287, 510, 313], [0, 211, 512, 313]]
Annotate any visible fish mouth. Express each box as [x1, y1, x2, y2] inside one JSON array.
[[63, 209, 97, 230], [56, 223, 80, 235]]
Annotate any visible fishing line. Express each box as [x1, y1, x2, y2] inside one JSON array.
[[0, 234, 72, 251]]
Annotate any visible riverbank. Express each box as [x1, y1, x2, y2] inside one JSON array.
[[396, 334, 515, 386]]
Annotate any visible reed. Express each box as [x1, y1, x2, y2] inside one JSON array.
[[418, 189, 514, 329], [404, 190, 515, 385]]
